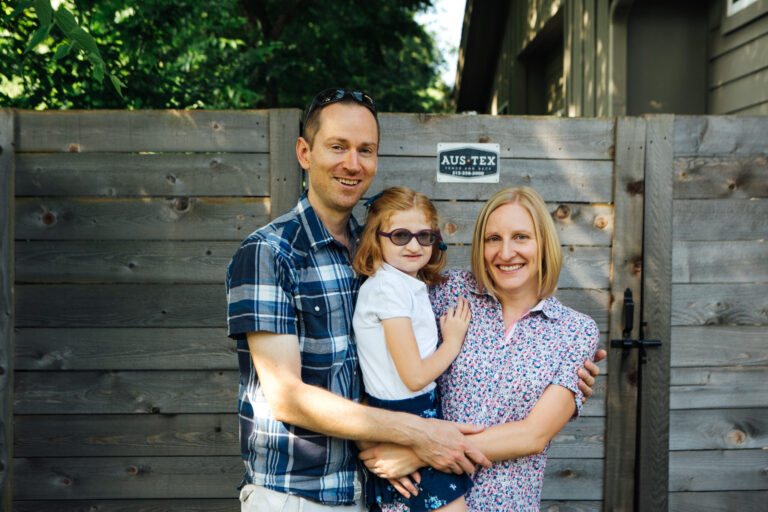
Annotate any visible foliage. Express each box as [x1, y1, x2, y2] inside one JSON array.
[[0, 0, 452, 111]]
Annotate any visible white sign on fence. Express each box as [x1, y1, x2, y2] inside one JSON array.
[[436, 142, 500, 183]]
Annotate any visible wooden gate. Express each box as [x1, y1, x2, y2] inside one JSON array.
[[1, 110, 766, 511]]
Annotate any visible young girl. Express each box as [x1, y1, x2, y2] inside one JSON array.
[[352, 186, 472, 512]]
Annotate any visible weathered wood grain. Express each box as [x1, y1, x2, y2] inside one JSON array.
[[540, 502, 601, 512], [377, 114, 615, 159], [15, 328, 234, 370], [668, 491, 768, 512], [637, 115, 673, 512], [15, 241, 239, 284], [0, 108, 15, 510], [673, 198, 768, 241], [15, 197, 269, 241], [671, 326, 768, 367], [604, 116, 645, 512], [15, 153, 269, 197], [12, 413, 603, 459], [268, 109, 303, 220], [14, 414, 238, 457], [674, 116, 768, 156], [674, 155, 768, 199], [670, 408, 768, 450], [12, 456, 601, 500], [671, 366, 768, 409], [16, 110, 270, 153], [12, 456, 242, 499], [370, 157, 614, 202], [14, 370, 237, 414], [446, 245, 610, 290], [354, 201, 614, 246], [669, 449, 768, 491], [13, 500, 239, 512], [672, 283, 768, 326], [673, 241, 768, 283], [540, 458, 603, 500], [16, 285, 226, 328]]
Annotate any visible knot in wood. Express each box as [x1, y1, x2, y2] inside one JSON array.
[[443, 222, 457, 235], [560, 468, 575, 478], [478, 136, 491, 143], [167, 174, 176, 184], [212, 122, 221, 131], [594, 216, 608, 230], [555, 205, 570, 219], [627, 180, 645, 195], [127, 466, 139, 475], [42, 212, 56, 226], [60, 477, 72, 486], [67, 143, 80, 153], [173, 198, 190, 211], [727, 429, 746, 445]]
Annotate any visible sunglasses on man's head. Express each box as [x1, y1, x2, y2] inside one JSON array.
[[304, 88, 377, 126], [378, 229, 441, 247]]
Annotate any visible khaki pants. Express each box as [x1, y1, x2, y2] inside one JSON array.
[[239, 484, 366, 512]]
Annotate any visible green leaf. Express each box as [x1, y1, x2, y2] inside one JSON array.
[[69, 27, 101, 57], [33, 0, 53, 26], [2, 1, 34, 24], [52, 42, 71, 60], [23, 23, 52, 53], [52, 6, 79, 36], [89, 56, 106, 83], [109, 74, 126, 97]]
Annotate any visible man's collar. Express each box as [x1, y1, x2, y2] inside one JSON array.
[[295, 193, 360, 251]]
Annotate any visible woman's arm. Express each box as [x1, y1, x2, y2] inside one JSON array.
[[466, 384, 575, 461], [383, 298, 470, 392]]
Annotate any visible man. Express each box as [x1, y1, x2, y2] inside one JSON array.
[[226, 88, 603, 511]]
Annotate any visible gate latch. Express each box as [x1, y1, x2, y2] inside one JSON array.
[[610, 288, 661, 363]]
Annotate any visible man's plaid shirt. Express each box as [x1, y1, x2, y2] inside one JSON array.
[[226, 194, 364, 505]]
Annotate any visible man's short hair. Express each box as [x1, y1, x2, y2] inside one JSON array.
[[302, 88, 380, 147]]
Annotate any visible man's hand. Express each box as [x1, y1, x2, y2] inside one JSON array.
[[578, 348, 607, 401], [410, 419, 490, 474]]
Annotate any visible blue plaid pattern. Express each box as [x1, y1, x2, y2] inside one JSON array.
[[226, 194, 364, 505]]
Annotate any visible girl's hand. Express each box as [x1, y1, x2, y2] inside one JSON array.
[[439, 297, 471, 354], [388, 472, 422, 499], [359, 442, 424, 479]]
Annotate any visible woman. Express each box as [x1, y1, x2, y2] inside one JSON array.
[[360, 187, 600, 511]]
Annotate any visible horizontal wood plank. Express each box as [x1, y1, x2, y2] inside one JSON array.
[[709, 9, 768, 58], [16, 110, 270, 153], [669, 491, 768, 512], [540, 502, 601, 512], [355, 201, 614, 246], [371, 157, 614, 202], [12, 456, 242, 499], [15, 153, 270, 197], [14, 370, 605, 416], [669, 449, 768, 491], [16, 285, 226, 328], [15, 328, 234, 370], [670, 408, 768, 450], [709, 68, 768, 114], [14, 414, 238, 457], [670, 366, 768, 409], [674, 116, 768, 156], [12, 413, 603, 458], [672, 283, 768, 326], [15, 241, 239, 284], [671, 326, 768, 367], [14, 370, 238, 414], [673, 198, 768, 241], [673, 241, 768, 283], [540, 458, 604, 500], [378, 114, 615, 159], [13, 500, 239, 512], [15, 197, 270, 241], [673, 156, 768, 199]]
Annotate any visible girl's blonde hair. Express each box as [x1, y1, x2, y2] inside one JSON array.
[[354, 186, 447, 286], [470, 186, 562, 300]]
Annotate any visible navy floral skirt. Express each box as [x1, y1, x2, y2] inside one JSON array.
[[365, 389, 473, 512]]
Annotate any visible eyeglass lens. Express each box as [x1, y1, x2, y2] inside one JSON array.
[[389, 229, 437, 246]]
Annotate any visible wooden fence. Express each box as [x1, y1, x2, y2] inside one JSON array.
[[0, 109, 766, 511]]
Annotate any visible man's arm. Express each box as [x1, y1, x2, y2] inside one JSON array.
[[247, 331, 490, 474]]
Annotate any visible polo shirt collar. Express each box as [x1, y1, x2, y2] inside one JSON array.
[[380, 262, 426, 293], [295, 193, 361, 252]]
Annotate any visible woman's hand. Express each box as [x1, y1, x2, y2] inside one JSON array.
[[359, 442, 423, 480], [439, 297, 471, 355]]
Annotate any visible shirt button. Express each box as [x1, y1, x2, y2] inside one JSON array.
[[314, 306, 320, 312]]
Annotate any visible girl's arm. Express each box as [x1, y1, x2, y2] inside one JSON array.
[[359, 383, 576, 479], [383, 297, 470, 392]]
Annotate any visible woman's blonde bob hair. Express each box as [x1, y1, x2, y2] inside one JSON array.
[[470, 186, 562, 301], [353, 186, 447, 286]]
